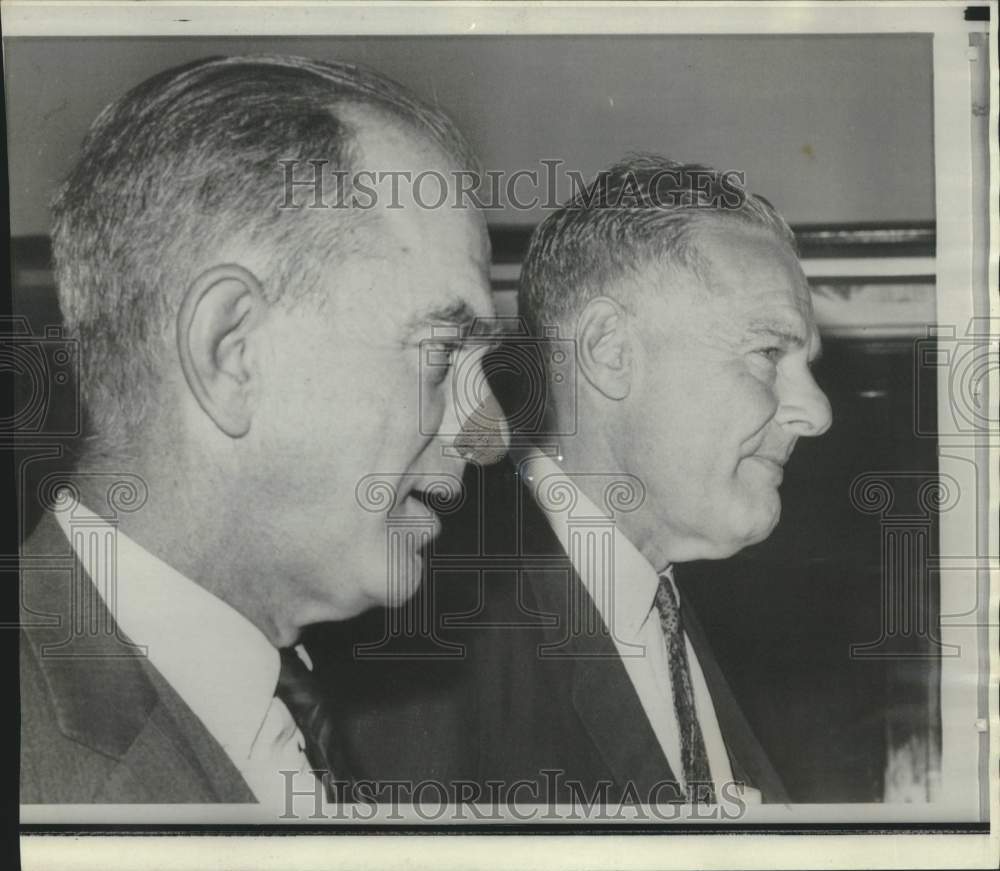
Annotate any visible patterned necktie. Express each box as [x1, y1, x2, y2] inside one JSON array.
[[654, 575, 716, 803], [275, 648, 344, 800]]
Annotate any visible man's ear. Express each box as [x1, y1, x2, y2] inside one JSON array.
[[575, 296, 632, 401], [176, 264, 265, 438]]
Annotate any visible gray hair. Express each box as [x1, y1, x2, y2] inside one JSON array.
[[518, 154, 797, 337], [51, 54, 478, 456]]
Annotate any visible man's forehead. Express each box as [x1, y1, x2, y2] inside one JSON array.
[[369, 162, 489, 268], [323, 111, 494, 332], [341, 104, 490, 260], [684, 225, 811, 307], [694, 223, 802, 284], [727, 279, 820, 342], [640, 224, 819, 347]]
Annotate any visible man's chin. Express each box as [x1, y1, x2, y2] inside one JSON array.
[[382, 568, 424, 608], [742, 502, 782, 548], [713, 499, 782, 556], [366, 548, 427, 609]]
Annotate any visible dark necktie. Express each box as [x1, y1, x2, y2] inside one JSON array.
[[275, 647, 344, 799], [654, 575, 716, 803]]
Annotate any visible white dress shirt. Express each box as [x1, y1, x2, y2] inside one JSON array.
[[54, 495, 322, 808], [517, 450, 759, 803]]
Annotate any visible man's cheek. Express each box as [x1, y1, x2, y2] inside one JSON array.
[[419, 379, 450, 435], [752, 388, 781, 428]]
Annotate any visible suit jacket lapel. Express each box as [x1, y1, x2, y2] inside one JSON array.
[[93, 667, 258, 803], [93, 706, 230, 803], [512, 460, 786, 802], [516, 475, 677, 796], [569, 635, 679, 798], [21, 512, 255, 802], [680, 590, 790, 803]]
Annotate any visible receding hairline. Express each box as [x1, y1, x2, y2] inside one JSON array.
[[679, 214, 803, 292], [334, 99, 460, 155], [591, 212, 801, 312], [337, 102, 490, 252]]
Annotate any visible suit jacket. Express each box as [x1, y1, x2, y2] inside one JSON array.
[[310, 458, 788, 804], [19, 511, 255, 803]]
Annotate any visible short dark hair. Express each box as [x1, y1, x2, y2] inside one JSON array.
[[518, 154, 797, 337], [51, 54, 478, 454]]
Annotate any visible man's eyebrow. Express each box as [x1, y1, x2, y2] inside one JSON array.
[[743, 319, 808, 348], [407, 301, 501, 340], [408, 301, 475, 331], [744, 318, 824, 362]]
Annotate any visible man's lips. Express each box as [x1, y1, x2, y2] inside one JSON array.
[[395, 489, 447, 526], [746, 453, 787, 483], [408, 484, 457, 511], [402, 489, 432, 511], [745, 435, 795, 468], [752, 455, 784, 469]]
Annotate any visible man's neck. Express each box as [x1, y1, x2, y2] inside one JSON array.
[[531, 428, 671, 574], [69, 460, 295, 648]]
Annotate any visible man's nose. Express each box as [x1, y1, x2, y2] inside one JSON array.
[[776, 368, 833, 437], [449, 352, 511, 465]]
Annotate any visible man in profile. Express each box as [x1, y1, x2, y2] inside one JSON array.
[[19, 54, 506, 805], [328, 155, 832, 806]]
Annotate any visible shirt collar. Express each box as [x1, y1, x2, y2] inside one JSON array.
[[53, 495, 280, 762], [513, 447, 664, 640]]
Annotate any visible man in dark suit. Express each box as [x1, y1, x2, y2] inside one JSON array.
[[317, 156, 832, 809], [19, 54, 506, 806]]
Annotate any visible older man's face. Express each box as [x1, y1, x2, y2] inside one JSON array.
[[629, 223, 832, 563], [249, 129, 500, 624]]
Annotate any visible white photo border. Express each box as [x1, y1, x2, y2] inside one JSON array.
[[5, 1, 997, 868]]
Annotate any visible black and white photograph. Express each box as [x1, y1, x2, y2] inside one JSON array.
[[3, 2, 997, 869]]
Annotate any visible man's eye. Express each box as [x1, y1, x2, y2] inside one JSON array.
[[426, 343, 459, 383], [755, 347, 782, 364]]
